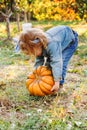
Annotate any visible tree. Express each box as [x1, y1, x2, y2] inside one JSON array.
[[76, 0, 87, 22], [0, 0, 15, 39], [15, 0, 34, 22]]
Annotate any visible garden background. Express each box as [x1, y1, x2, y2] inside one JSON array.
[[0, 0, 87, 130]]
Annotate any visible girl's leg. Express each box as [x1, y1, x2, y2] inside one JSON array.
[[60, 33, 78, 85]]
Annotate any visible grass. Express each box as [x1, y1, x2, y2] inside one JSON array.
[[0, 20, 87, 130]]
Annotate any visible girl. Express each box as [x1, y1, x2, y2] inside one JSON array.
[[15, 25, 78, 92]]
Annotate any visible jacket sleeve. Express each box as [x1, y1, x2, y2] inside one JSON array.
[[34, 56, 44, 69], [47, 41, 63, 81]]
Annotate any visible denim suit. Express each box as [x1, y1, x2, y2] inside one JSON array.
[[34, 25, 78, 84]]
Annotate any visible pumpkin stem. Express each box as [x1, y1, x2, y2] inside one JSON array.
[[43, 57, 47, 66]]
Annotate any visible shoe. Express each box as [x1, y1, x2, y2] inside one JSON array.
[[58, 84, 63, 91], [59, 84, 66, 93]]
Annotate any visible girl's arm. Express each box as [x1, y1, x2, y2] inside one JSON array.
[[48, 41, 62, 82], [47, 41, 62, 92]]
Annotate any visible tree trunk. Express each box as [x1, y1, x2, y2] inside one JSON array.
[[0, 11, 12, 40], [6, 17, 11, 40], [27, 12, 31, 21], [24, 11, 27, 23], [85, 14, 87, 22], [16, 13, 20, 32], [85, 7, 87, 22]]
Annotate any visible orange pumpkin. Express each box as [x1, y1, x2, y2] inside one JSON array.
[[26, 66, 55, 96]]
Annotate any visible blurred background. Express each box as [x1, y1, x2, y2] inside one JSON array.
[[0, 0, 87, 39]]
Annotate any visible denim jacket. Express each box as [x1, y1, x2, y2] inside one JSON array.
[[34, 25, 78, 81]]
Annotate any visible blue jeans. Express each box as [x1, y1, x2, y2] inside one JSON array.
[[60, 32, 78, 85]]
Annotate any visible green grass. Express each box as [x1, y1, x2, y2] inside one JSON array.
[[0, 21, 87, 130]]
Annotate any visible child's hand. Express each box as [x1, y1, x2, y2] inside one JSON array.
[[51, 81, 60, 92]]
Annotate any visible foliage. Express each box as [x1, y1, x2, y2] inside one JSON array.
[[0, 0, 15, 12], [76, 0, 87, 21], [0, 0, 87, 21], [15, 0, 29, 12], [32, 0, 80, 21]]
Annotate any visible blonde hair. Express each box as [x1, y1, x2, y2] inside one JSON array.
[[19, 28, 48, 55]]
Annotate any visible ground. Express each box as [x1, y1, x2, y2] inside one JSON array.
[[0, 21, 87, 130]]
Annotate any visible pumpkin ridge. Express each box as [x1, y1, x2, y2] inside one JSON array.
[[28, 73, 35, 79], [42, 76, 54, 85], [26, 79, 34, 88], [36, 66, 42, 75], [40, 70, 52, 76], [39, 81, 52, 95], [40, 80, 53, 91], [40, 66, 48, 73], [33, 82, 45, 96], [28, 83, 34, 95]]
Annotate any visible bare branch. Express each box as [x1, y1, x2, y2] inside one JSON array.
[[8, 11, 13, 17], [0, 10, 13, 18], [0, 11, 7, 17]]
